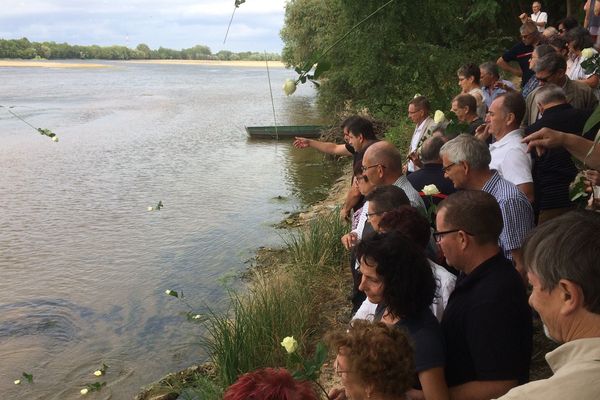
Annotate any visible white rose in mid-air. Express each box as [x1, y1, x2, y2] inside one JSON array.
[[433, 110, 446, 124], [283, 79, 297, 96], [422, 184, 440, 196]]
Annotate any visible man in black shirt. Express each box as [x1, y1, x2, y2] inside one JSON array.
[[436, 191, 532, 400], [407, 136, 456, 208], [497, 21, 541, 88], [524, 84, 597, 224]]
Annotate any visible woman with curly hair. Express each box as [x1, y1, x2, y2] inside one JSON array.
[[327, 320, 415, 400], [354, 231, 449, 400]]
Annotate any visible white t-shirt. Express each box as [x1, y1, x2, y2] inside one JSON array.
[[489, 129, 533, 186], [531, 11, 548, 32], [352, 260, 456, 322]]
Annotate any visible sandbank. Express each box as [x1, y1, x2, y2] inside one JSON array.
[[0, 60, 109, 68], [125, 59, 286, 68]]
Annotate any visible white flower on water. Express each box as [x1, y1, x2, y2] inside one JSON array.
[[14, 380, 21, 385], [165, 289, 173, 295], [147, 206, 154, 211], [283, 79, 297, 96], [52, 136, 59, 142], [422, 184, 440, 196], [433, 110, 446, 124], [80, 388, 89, 395], [93, 370, 103, 376], [192, 314, 201, 319]]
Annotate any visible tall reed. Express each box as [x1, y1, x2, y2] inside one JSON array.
[[187, 211, 348, 398]]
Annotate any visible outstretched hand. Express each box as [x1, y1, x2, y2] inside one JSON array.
[[522, 127, 566, 157], [293, 136, 310, 148]]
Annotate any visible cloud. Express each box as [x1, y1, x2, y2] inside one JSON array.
[[1, 0, 286, 52]]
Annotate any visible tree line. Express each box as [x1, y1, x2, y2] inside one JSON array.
[[280, 0, 576, 118], [0, 37, 280, 61]]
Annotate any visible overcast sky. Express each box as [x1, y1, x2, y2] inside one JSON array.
[[1, 0, 287, 53]]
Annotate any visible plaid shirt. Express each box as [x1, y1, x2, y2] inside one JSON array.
[[482, 171, 534, 260], [393, 175, 426, 212]]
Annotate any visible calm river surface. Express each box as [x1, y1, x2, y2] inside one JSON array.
[[0, 61, 345, 399]]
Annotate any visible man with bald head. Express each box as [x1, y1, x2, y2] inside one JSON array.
[[362, 141, 426, 210]]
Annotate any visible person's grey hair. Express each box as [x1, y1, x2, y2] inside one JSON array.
[[535, 84, 567, 106], [439, 134, 491, 170], [533, 44, 557, 58], [420, 136, 445, 163], [479, 61, 500, 79], [534, 52, 567, 74], [524, 210, 600, 314], [520, 21, 538, 35]]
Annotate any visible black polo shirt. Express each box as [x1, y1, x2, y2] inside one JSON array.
[[524, 104, 595, 211], [407, 163, 456, 207], [502, 42, 534, 88], [441, 253, 532, 387]]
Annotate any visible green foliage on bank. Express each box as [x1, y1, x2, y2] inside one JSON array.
[[0, 37, 280, 61], [177, 211, 348, 399], [280, 0, 571, 132], [281, 0, 515, 117]]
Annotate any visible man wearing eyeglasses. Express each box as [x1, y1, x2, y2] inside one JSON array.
[[436, 190, 532, 400], [524, 52, 597, 127], [497, 22, 541, 89], [439, 134, 534, 281], [406, 95, 435, 173]]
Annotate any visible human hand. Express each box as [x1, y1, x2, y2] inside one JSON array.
[[408, 151, 423, 169], [522, 127, 566, 157], [474, 123, 490, 142], [584, 170, 600, 186], [293, 137, 310, 149], [340, 207, 351, 222], [341, 232, 358, 250], [328, 387, 348, 400]]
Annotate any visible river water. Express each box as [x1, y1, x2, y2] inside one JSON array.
[[0, 61, 345, 399]]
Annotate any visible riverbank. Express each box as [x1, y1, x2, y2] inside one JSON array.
[[0, 59, 285, 69], [0, 60, 109, 68], [133, 155, 556, 399], [134, 164, 353, 400]]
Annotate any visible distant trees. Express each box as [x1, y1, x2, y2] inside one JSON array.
[[0, 38, 281, 61]]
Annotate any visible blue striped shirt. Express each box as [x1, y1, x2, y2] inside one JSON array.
[[482, 171, 534, 260]]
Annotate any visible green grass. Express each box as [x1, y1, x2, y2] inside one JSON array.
[[182, 210, 349, 399]]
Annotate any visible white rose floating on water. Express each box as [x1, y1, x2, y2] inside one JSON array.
[[433, 110, 446, 124], [147, 206, 154, 211], [422, 184, 440, 196], [283, 79, 297, 96], [93, 370, 103, 376], [280, 336, 298, 353], [14, 380, 21, 385], [581, 47, 596, 60], [80, 388, 89, 395], [52, 136, 59, 142]]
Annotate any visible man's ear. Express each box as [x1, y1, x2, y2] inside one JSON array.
[[559, 279, 584, 316]]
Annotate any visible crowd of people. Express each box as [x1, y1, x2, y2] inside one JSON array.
[[224, 2, 600, 400]]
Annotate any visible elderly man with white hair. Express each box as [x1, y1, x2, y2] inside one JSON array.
[[496, 211, 600, 399]]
